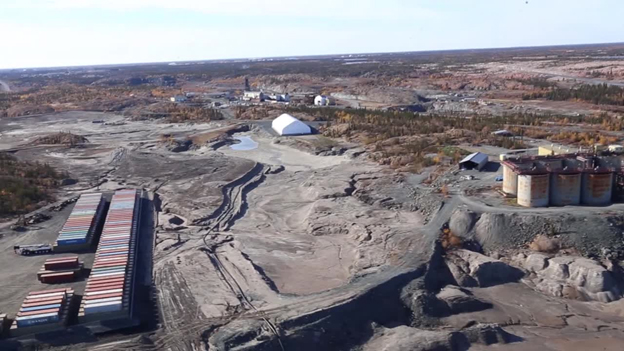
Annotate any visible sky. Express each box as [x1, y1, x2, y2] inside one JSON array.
[[0, 0, 622, 69]]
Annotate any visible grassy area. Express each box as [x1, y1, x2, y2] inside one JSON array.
[[0, 153, 66, 216]]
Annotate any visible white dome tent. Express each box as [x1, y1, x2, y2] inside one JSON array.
[[272, 114, 312, 136]]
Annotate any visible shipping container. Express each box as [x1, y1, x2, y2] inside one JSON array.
[[86, 284, 125, 292], [40, 272, 76, 284], [18, 308, 60, 317], [84, 301, 123, 314], [85, 297, 123, 305], [16, 313, 60, 327], [21, 304, 62, 312], [44, 258, 79, 270], [22, 299, 63, 308], [85, 289, 123, 296], [84, 292, 123, 300], [91, 272, 125, 278]]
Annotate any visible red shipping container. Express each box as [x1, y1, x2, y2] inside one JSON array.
[[18, 308, 60, 317], [24, 294, 64, 303], [45, 256, 79, 263], [87, 279, 125, 288], [93, 256, 128, 266], [40, 272, 76, 284], [86, 280, 125, 289], [84, 292, 123, 300], [85, 282, 125, 292], [93, 260, 128, 269], [28, 288, 68, 296], [22, 297, 64, 308], [94, 257, 128, 263], [44, 260, 79, 271]]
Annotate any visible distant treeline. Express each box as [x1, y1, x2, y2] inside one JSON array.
[[523, 83, 624, 106]]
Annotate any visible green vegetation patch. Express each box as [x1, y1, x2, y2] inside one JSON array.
[[0, 153, 66, 216]]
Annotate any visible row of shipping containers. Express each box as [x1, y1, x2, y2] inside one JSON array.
[[38, 256, 83, 284], [11, 288, 73, 330], [80, 189, 141, 319], [54, 193, 106, 250]]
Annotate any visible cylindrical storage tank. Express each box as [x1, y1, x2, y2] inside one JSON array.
[[581, 173, 613, 206], [517, 174, 550, 207], [550, 173, 581, 206], [502, 164, 518, 195]]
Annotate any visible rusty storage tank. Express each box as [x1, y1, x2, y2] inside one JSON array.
[[550, 173, 581, 206], [581, 172, 613, 206], [502, 164, 518, 196], [517, 173, 550, 207]]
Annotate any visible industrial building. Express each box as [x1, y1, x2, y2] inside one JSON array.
[[243, 91, 265, 102], [272, 114, 312, 136], [170, 95, 187, 103], [78, 189, 141, 322], [459, 152, 489, 171], [539, 144, 589, 156], [502, 154, 623, 207], [54, 193, 106, 252]]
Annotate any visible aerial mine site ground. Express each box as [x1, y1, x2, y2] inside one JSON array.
[[3, 43, 624, 350]]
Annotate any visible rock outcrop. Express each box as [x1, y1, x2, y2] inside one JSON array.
[[522, 254, 621, 302], [446, 249, 525, 287]]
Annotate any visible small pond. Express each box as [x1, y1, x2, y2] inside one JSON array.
[[230, 136, 258, 151]]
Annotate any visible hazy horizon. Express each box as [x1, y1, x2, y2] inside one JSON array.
[[1, 0, 623, 70], [0, 41, 620, 71]]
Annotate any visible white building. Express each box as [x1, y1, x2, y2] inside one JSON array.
[[170, 95, 187, 103], [608, 145, 624, 154], [272, 114, 312, 136], [243, 91, 265, 101], [314, 95, 330, 106]]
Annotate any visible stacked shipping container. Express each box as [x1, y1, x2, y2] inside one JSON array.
[[38, 256, 83, 284], [80, 189, 141, 319], [12, 288, 73, 330], [0, 313, 6, 333], [55, 193, 106, 250]]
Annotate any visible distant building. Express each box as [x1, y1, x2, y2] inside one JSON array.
[[459, 152, 489, 171], [538, 144, 585, 156], [272, 114, 312, 136], [492, 129, 513, 137], [243, 91, 265, 102], [314, 95, 330, 106], [170, 95, 187, 103]]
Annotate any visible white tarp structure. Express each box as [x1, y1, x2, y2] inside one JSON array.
[[314, 95, 329, 106], [272, 114, 312, 136]]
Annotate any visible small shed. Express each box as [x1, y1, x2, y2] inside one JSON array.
[[459, 152, 489, 171]]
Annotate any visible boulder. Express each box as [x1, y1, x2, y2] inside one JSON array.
[[524, 253, 549, 272], [449, 209, 477, 238], [446, 250, 524, 287], [541, 256, 574, 281], [568, 257, 617, 295], [436, 286, 491, 314], [446, 259, 478, 288]]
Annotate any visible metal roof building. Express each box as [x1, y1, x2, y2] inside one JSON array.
[[459, 152, 489, 171]]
